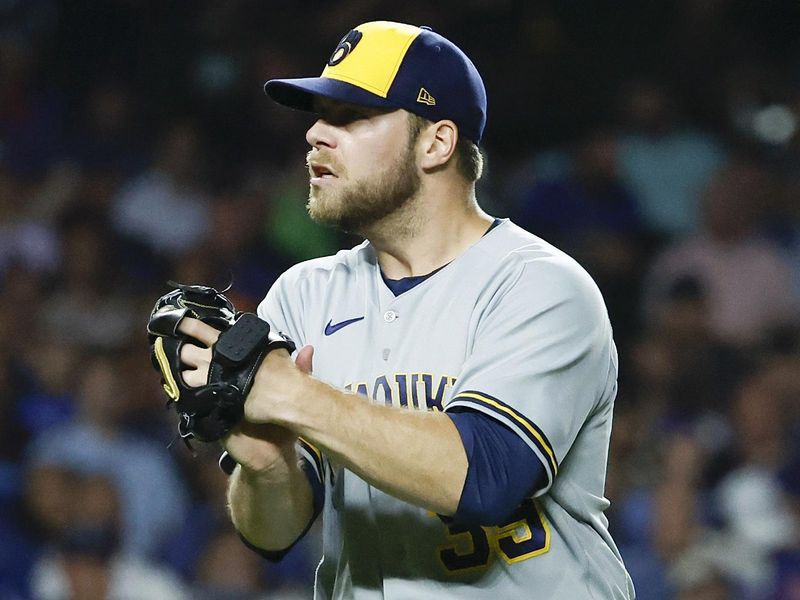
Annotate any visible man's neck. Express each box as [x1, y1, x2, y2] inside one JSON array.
[[362, 184, 493, 279]]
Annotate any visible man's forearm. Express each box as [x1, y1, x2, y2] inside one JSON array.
[[227, 448, 315, 551], [261, 375, 469, 516]]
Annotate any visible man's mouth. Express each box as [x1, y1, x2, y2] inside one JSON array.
[[310, 163, 337, 179]]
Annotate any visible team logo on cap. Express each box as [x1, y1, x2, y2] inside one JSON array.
[[417, 88, 436, 106], [328, 29, 363, 67]]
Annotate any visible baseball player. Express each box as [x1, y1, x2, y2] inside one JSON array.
[[177, 21, 634, 599]]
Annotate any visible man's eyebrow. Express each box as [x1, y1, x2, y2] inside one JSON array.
[[313, 97, 351, 112], [311, 97, 333, 112], [313, 98, 391, 117]]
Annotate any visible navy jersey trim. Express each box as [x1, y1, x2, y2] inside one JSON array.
[[382, 264, 448, 296], [381, 218, 502, 296], [445, 390, 558, 484], [485, 217, 502, 234]]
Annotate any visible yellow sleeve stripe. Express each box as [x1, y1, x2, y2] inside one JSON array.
[[298, 437, 324, 476], [451, 391, 558, 476]]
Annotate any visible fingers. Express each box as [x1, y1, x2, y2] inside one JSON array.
[[180, 343, 211, 368], [177, 317, 221, 347], [181, 368, 208, 387], [295, 345, 314, 374], [180, 342, 212, 387]]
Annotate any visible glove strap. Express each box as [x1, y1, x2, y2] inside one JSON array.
[[177, 383, 244, 443], [215, 313, 274, 365]]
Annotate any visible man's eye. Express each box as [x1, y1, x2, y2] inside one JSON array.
[[323, 108, 366, 124], [317, 103, 378, 125], [338, 110, 363, 122]]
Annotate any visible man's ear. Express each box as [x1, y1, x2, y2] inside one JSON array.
[[418, 120, 458, 171]]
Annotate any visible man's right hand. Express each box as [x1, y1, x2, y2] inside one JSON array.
[[221, 345, 315, 473], [176, 317, 313, 471]]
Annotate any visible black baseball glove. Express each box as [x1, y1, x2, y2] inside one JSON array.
[[147, 283, 295, 446]]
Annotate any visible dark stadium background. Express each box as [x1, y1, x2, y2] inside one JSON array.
[[1, 1, 799, 598]]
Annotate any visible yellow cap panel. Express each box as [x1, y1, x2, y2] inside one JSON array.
[[321, 21, 421, 97]]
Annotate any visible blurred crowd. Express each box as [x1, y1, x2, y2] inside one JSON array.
[[1, 1, 799, 599]]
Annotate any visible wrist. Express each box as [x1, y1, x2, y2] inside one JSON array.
[[223, 422, 298, 475], [268, 372, 313, 432], [250, 351, 310, 425], [235, 442, 298, 481]]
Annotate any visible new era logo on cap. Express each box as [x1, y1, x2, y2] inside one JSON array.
[[417, 88, 436, 106], [264, 21, 487, 142]]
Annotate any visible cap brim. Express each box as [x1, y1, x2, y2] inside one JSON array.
[[264, 77, 394, 113]]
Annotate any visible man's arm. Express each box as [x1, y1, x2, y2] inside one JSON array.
[[247, 348, 469, 517], [177, 323, 319, 552], [179, 318, 468, 516], [225, 424, 316, 552], [179, 319, 468, 519]]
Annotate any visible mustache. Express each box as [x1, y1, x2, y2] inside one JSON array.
[[306, 150, 344, 175]]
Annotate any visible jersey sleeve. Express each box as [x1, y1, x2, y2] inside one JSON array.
[[233, 268, 326, 559], [444, 255, 617, 496], [257, 267, 307, 347], [256, 266, 323, 486]]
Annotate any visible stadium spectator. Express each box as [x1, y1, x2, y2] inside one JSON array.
[[39, 208, 137, 350], [643, 158, 798, 347], [110, 120, 212, 257], [26, 355, 188, 558], [616, 79, 726, 237], [29, 473, 189, 600]]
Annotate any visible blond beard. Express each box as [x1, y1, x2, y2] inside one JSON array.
[[306, 142, 421, 234]]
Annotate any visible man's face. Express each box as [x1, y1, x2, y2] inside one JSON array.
[[305, 100, 421, 232]]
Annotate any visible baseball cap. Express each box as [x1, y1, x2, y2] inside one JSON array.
[[264, 21, 487, 143]]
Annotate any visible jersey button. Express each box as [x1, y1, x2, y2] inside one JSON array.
[[383, 310, 398, 323]]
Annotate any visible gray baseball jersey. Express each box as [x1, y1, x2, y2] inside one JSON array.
[[258, 219, 634, 599]]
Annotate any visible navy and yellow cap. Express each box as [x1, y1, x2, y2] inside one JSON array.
[[264, 21, 487, 143]]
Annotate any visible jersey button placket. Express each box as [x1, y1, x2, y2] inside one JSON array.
[[379, 309, 400, 364]]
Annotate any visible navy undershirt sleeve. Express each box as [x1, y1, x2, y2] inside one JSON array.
[[445, 409, 548, 526]]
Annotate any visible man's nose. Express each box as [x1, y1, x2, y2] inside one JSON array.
[[306, 118, 337, 149]]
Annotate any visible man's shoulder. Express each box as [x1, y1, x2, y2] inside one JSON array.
[[482, 220, 590, 278], [481, 220, 606, 308], [258, 241, 373, 325], [275, 240, 373, 287]]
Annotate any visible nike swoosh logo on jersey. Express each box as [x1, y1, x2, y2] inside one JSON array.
[[324, 316, 365, 336]]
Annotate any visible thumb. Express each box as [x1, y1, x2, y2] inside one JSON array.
[[295, 345, 314, 374]]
